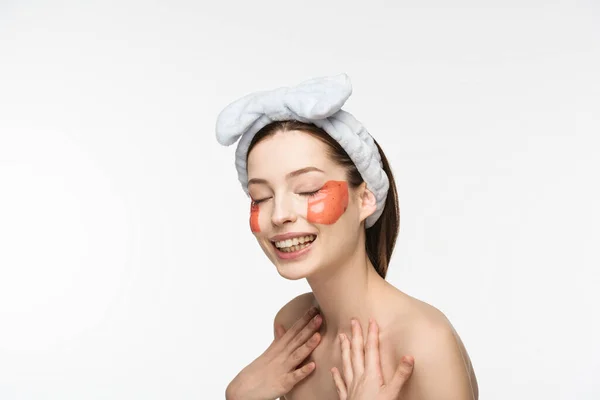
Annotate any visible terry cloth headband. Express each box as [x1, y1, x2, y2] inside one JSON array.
[[215, 73, 389, 228]]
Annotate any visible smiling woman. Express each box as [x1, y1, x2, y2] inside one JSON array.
[[245, 121, 393, 282], [217, 74, 478, 400]]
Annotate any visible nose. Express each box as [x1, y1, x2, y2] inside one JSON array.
[[271, 194, 298, 226]]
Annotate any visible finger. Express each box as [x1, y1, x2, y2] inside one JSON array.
[[339, 333, 353, 385], [284, 308, 322, 352], [284, 361, 316, 390], [282, 306, 319, 342], [350, 319, 365, 376], [286, 331, 321, 369], [365, 319, 384, 386], [387, 355, 414, 394], [287, 312, 322, 354], [330, 367, 348, 400]]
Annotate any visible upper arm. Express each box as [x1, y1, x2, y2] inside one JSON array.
[[401, 316, 477, 400]]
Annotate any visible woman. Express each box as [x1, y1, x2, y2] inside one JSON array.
[[217, 74, 478, 400]]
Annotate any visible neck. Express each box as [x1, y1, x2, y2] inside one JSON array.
[[305, 245, 390, 340]]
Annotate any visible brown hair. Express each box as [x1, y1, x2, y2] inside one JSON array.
[[246, 120, 400, 279]]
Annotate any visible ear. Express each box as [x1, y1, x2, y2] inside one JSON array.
[[357, 182, 377, 224]]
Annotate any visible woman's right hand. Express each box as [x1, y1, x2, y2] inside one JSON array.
[[225, 306, 323, 400]]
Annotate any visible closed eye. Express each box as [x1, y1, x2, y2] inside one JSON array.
[[252, 190, 319, 205], [251, 197, 271, 205], [299, 190, 320, 197]]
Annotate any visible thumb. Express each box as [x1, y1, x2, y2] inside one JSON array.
[[387, 355, 414, 394]]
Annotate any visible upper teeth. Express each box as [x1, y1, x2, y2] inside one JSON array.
[[275, 235, 316, 248]]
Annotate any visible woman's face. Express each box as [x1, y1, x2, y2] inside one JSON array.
[[246, 130, 374, 280]]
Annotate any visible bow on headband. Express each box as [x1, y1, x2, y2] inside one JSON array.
[[215, 73, 389, 228]]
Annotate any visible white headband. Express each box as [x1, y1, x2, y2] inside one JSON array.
[[215, 73, 389, 228]]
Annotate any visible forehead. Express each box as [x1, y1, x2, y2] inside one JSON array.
[[247, 130, 341, 178]]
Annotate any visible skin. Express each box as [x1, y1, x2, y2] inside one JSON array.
[[331, 318, 415, 399], [247, 130, 479, 400]]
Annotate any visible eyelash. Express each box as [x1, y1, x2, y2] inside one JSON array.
[[299, 190, 320, 197], [251, 190, 320, 205]]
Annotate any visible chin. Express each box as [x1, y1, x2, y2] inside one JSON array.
[[274, 260, 317, 280]]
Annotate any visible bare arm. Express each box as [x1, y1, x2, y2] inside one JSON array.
[[403, 322, 477, 400]]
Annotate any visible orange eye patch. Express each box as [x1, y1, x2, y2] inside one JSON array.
[[250, 202, 261, 233], [307, 180, 348, 224]]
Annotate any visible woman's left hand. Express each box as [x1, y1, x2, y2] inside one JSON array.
[[330, 318, 415, 400]]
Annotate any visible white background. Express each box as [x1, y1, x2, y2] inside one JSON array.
[[1, 1, 599, 399]]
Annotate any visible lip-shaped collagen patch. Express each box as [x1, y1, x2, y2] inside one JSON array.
[[307, 180, 349, 224], [250, 202, 260, 233]]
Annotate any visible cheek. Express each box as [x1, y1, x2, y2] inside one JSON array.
[[250, 202, 261, 233], [307, 180, 349, 225]]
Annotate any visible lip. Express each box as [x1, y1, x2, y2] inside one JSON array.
[[274, 236, 316, 260], [270, 232, 317, 242]]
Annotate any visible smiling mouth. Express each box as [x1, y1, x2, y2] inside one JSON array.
[[272, 234, 316, 253]]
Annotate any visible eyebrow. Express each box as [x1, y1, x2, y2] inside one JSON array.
[[248, 166, 324, 186]]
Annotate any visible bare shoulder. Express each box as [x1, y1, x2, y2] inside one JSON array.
[[273, 292, 317, 334], [397, 294, 454, 335], [390, 293, 479, 399]]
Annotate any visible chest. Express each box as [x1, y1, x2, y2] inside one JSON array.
[[284, 334, 401, 400]]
